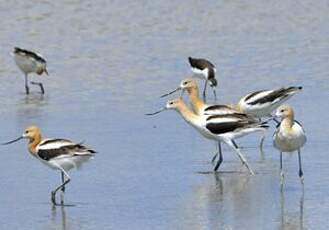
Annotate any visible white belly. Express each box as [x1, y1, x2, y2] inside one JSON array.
[[14, 55, 38, 74], [274, 124, 306, 152], [41, 155, 93, 172]]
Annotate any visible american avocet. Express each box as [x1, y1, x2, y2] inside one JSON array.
[[161, 79, 302, 150], [236, 87, 303, 119], [2, 126, 96, 206], [161, 78, 238, 116], [188, 57, 217, 101], [13, 47, 48, 94], [146, 98, 269, 174], [273, 105, 306, 185], [160, 78, 262, 165]]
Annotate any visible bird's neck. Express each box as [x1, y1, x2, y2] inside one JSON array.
[[28, 134, 42, 156], [175, 102, 201, 127], [281, 114, 294, 130], [187, 87, 205, 115]]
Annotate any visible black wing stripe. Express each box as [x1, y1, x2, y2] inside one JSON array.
[[14, 47, 46, 63], [248, 89, 287, 105], [206, 122, 245, 134], [205, 105, 232, 111], [37, 144, 95, 161], [188, 57, 215, 69], [247, 87, 301, 105], [206, 113, 249, 121], [244, 90, 264, 101], [39, 139, 72, 146]]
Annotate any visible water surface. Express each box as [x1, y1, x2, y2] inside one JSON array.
[[0, 0, 328, 229]]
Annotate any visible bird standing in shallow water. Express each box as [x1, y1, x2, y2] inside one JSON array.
[[188, 57, 217, 102], [3, 126, 96, 206], [273, 105, 306, 185], [13, 47, 48, 94], [147, 98, 269, 174], [161, 78, 242, 166]]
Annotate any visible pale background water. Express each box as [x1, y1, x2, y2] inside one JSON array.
[[0, 0, 328, 229]]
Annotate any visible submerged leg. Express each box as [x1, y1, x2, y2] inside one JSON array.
[[280, 152, 284, 185], [298, 149, 304, 184], [202, 79, 208, 102], [226, 139, 254, 175], [51, 169, 71, 206], [24, 73, 29, 94], [214, 142, 223, 171], [30, 81, 45, 94]]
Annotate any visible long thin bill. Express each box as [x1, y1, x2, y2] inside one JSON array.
[[145, 108, 166, 116], [160, 88, 180, 98], [2, 136, 23, 145]]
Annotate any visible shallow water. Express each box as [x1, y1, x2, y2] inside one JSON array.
[[0, 0, 328, 229]]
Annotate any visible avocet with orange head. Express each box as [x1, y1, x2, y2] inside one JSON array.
[[3, 126, 96, 206]]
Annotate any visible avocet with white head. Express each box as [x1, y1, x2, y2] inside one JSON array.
[[273, 105, 306, 185], [13, 47, 48, 94], [188, 57, 217, 101]]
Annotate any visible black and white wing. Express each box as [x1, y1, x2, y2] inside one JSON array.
[[14, 47, 47, 64], [36, 138, 96, 161], [243, 87, 302, 106], [188, 57, 217, 86], [203, 104, 239, 116], [205, 113, 264, 135]]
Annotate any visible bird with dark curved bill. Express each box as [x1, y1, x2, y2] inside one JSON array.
[[2, 126, 96, 206]]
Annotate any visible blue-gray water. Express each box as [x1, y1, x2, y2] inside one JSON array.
[[0, 0, 328, 229]]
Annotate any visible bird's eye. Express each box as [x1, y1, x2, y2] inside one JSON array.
[[280, 109, 284, 112], [169, 102, 173, 105], [183, 82, 187, 85], [25, 130, 29, 134]]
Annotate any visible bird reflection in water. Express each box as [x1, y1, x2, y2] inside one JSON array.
[[279, 186, 304, 230], [51, 206, 68, 230]]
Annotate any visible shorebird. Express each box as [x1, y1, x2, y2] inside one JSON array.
[[2, 126, 96, 206], [161, 79, 303, 149], [273, 105, 306, 185], [236, 87, 303, 119], [146, 98, 269, 174], [161, 78, 263, 164], [13, 47, 48, 94], [188, 57, 217, 101]]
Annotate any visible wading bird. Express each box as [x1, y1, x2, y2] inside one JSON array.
[[236, 87, 303, 120], [162, 79, 302, 149], [188, 57, 217, 101], [273, 105, 306, 185], [146, 98, 269, 174], [3, 126, 96, 206], [13, 47, 48, 94]]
